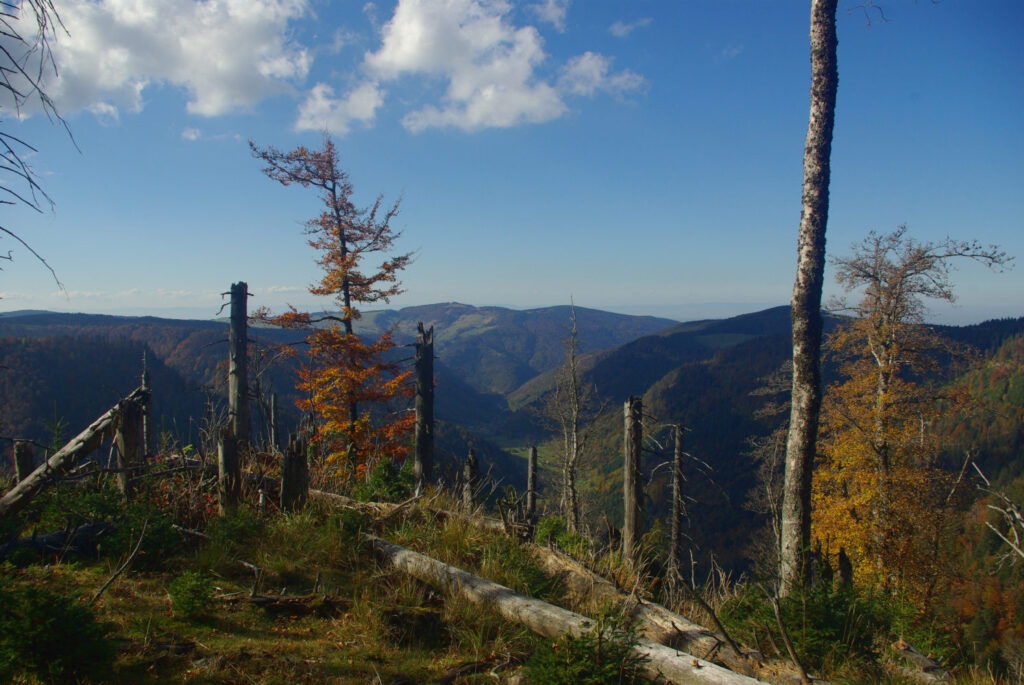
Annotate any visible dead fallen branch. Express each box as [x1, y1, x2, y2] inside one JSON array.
[[0, 386, 148, 520], [367, 533, 765, 685], [0, 521, 115, 561], [892, 640, 949, 682], [529, 543, 764, 676]]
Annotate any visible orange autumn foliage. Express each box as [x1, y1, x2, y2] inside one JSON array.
[[251, 135, 413, 476]]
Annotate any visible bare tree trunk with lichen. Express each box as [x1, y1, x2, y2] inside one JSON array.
[[779, 0, 839, 598]]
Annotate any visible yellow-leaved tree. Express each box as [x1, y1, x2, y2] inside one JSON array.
[[813, 226, 1010, 602]]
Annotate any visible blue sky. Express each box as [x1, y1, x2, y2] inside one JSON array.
[[1, 0, 1021, 324]]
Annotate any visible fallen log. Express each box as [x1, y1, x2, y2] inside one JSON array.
[[529, 544, 756, 668], [892, 641, 949, 682], [0, 386, 148, 520], [309, 489, 505, 531], [367, 534, 765, 685], [0, 521, 115, 561]]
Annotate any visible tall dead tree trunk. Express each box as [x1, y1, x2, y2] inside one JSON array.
[[668, 423, 685, 586], [414, 322, 434, 494], [779, 0, 839, 598], [526, 445, 538, 520], [463, 448, 479, 510], [623, 396, 643, 563], [218, 428, 240, 516], [280, 432, 308, 512], [14, 441, 34, 483], [115, 399, 144, 497], [269, 392, 279, 453], [229, 281, 250, 447]]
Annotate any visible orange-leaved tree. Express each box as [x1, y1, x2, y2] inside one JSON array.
[[251, 135, 414, 478], [812, 225, 1010, 602]]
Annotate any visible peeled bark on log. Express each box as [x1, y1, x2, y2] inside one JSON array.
[[368, 534, 765, 685], [0, 386, 147, 520]]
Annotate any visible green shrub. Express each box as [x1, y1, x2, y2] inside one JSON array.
[[480, 535, 564, 602], [534, 515, 592, 557], [523, 608, 648, 684], [720, 583, 887, 672], [351, 459, 413, 503], [168, 570, 213, 618], [0, 578, 114, 682]]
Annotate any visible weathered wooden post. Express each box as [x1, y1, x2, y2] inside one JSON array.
[[13, 441, 34, 483], [463, 448, 479, 510], [218, 427, 240, 516], [668, 423, 685, 586], [141, 354, 153, 459], [115, 400, 145, 497], [269, 392, 279, 453], [228, 281, 250, 446], [280, 432, 309, 512], [622, 396, 643, 563], [526, 445, 538, 520], [414, 322, 434, 494]]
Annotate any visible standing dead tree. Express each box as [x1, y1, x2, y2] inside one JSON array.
[[622, 395, 643, 564], [228, 281, 251, 446], [780, 0, 839, 598], [414, 322, 434, 494], [546, 302, 598, 532]]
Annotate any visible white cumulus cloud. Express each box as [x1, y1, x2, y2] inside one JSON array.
[[26, 0, 311, 118], [609, 18, 651, 38], [529, 0, 570, 32], [559, 52, 645, 97], [295, 80, 384, 134]]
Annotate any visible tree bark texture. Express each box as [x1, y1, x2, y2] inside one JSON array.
[[141, 362, 153, 459], [229, 281, 251, 446], [779, 0, 839, 598], [14, 441, 34, 484], [0, 387, 147, 520], [114, 399, 145, 497], [368, 534, 764, 685], [623, 396, 643, 563], [669, 423, 685, 580], [280, 433, 309, 512], [526, 445, 538, 520], [414, 322, 434, 492], [463, 448, 479, 510], [218, 428, 240, 516]]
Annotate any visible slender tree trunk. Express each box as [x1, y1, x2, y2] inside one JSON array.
[[229, 281, 251, 446], [269, 392, 279, 453], [526, 445, 538, 520], [622, 396, 643, 563], [779, 0, 839, 598], [414, 323, 434, 493], [218, 428, 240, 516], [463, 448, 480, 510], [669, 423, 685, 583]]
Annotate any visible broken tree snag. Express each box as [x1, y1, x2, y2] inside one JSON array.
[[14, 441, 34, 483], [526, 446, 538, 520], [280, 432, 309, 512], [218, 428, 240, 516], [0, 386, 146, 520], [269, 392, 279, 453], [229, 281, 250, 447], [463, 448, 480, 510], [115, 399, 145, 497], [414, 322, 434, 493], [141, 357, 153, 459], [368, 534, 764, 685], [668, 423, 685, 586], [623, 395, 643, 563]]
